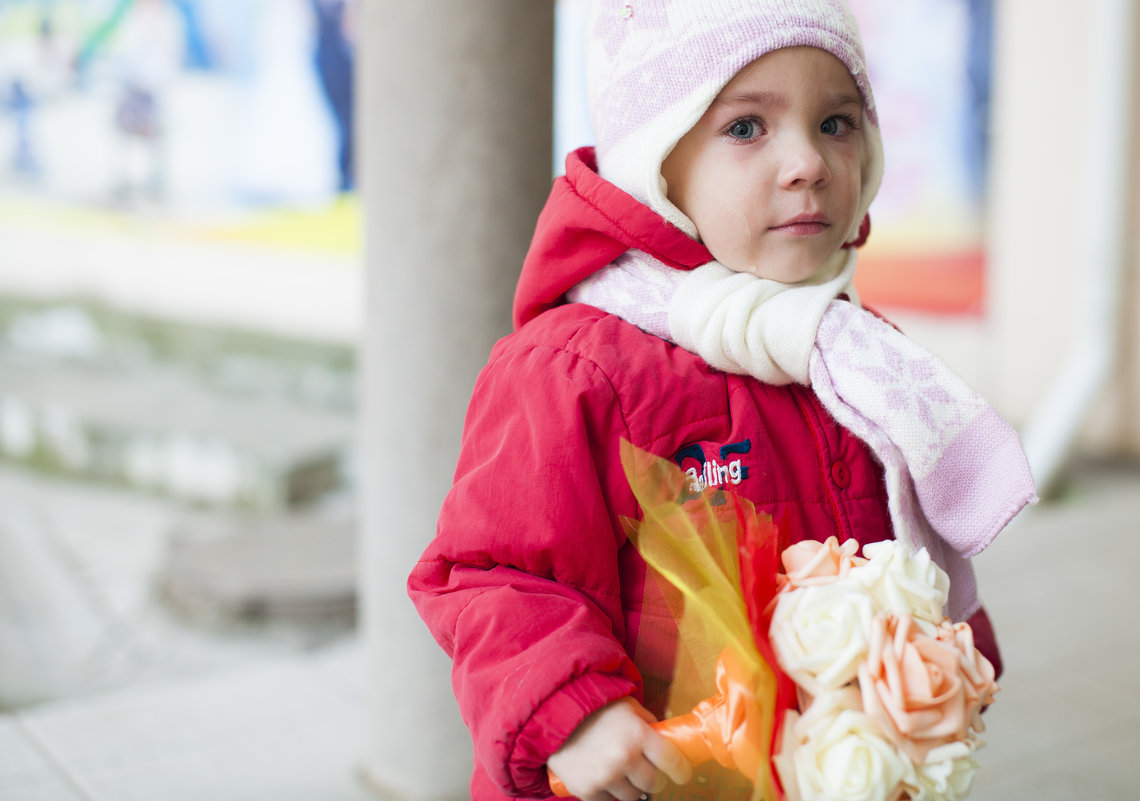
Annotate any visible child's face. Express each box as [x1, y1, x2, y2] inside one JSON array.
[[662, 47, 865, 283]]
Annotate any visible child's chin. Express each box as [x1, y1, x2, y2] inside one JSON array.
[[731, 260, 824, 285]]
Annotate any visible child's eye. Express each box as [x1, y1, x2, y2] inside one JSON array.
[[725, 118, 763, 142], [821, 114, 860, 136]]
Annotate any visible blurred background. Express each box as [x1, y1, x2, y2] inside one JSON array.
[[0, 0, 359, 701], [1, 0, 1137, 800]]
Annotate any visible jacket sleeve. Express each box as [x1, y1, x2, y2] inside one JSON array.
[[408, 335, 642, 798], [966, 606, 1003, 680]]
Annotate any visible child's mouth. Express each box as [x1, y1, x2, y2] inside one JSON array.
[[771, 214, 830, 236]]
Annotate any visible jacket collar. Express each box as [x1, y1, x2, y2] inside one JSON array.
[[513, 147, 712, 330]]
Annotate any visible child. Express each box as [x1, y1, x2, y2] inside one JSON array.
[[408, 2, 1035, 800]]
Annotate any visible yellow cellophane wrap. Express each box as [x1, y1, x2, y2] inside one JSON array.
[[620, 441, 783, 801]]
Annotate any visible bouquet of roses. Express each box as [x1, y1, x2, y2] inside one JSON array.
[[548, 443, 997, 801], [769, 537, 998, 801]]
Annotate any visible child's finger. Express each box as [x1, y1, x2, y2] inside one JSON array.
[[623, 755, 665, 796], [644, 729, 694, 787], [628, 700, 658, 724], [607, 776, 651, 801]]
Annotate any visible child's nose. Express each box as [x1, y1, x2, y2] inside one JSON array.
[[779, 137, 831, 189]]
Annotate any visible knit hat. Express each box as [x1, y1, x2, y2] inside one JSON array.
[[586, 0, 884, 245]]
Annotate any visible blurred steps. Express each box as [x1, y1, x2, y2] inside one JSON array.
[[0, 302, 355, 511], [0, 298, 360, 710], [161, 512, 357, 622], [0, 353, 352, 509]]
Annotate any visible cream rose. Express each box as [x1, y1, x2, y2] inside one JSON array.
[[781, 536, 867, 591], [850, 541, 949, 624], [776, 688, 912, 801], [905, 740, 980, 801], [859, 614, 971, 762], [771, 579, 874, 694]]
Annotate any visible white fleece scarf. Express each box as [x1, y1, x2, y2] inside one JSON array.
[[569, 252, 1038, 621]]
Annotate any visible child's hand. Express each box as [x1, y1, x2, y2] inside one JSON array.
[[546, 697, 692, 801]]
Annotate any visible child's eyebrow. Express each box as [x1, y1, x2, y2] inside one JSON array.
[[711, 91, 864, 110], [827, 93, 865, 108], [713, 90, 789, 110]]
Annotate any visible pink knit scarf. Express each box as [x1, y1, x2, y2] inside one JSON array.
[[569, 253, 1038, 621]]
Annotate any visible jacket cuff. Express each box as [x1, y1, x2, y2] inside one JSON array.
[[506, 669, 641, 798]]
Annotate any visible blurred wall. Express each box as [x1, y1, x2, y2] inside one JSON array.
[[989, 0, 1140, 458]]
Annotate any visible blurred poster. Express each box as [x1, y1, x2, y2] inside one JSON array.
[[0, 0, 356, 224], [848, 0, 992, 314]]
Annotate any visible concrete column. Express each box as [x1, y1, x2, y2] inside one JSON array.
[[358, 2, 554, 800]]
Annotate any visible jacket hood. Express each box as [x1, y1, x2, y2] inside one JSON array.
[[513, 147, 713, 330]]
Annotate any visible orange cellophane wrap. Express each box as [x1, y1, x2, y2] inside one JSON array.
[[546, 442, 794, 800], [620, 441, 793, 800]]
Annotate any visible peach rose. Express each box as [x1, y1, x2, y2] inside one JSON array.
[[858, 614, 971, 762], [781, 536, 867, 591], [934, 620, 999, 733]]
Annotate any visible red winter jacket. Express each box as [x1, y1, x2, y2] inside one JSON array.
[[408, 148, 1000, 801]]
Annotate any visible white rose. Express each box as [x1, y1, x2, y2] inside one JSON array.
[[776, 689, 912, 801], [770, 580, 874, 694], [906, 740, 979, 801], [850, 541, 949, 624]]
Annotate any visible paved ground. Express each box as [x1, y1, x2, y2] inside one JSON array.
[[967, 459, 1140, 800], [1, 457, 1137, 800], [0, 463, 369, 801]]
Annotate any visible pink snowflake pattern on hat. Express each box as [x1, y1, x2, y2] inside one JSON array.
[[586, 0, 882, 223]]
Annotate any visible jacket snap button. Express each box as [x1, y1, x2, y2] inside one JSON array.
[[830, 460, 851, 488]]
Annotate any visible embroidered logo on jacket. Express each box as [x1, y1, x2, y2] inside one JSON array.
[[673, 439, 752, 494]]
